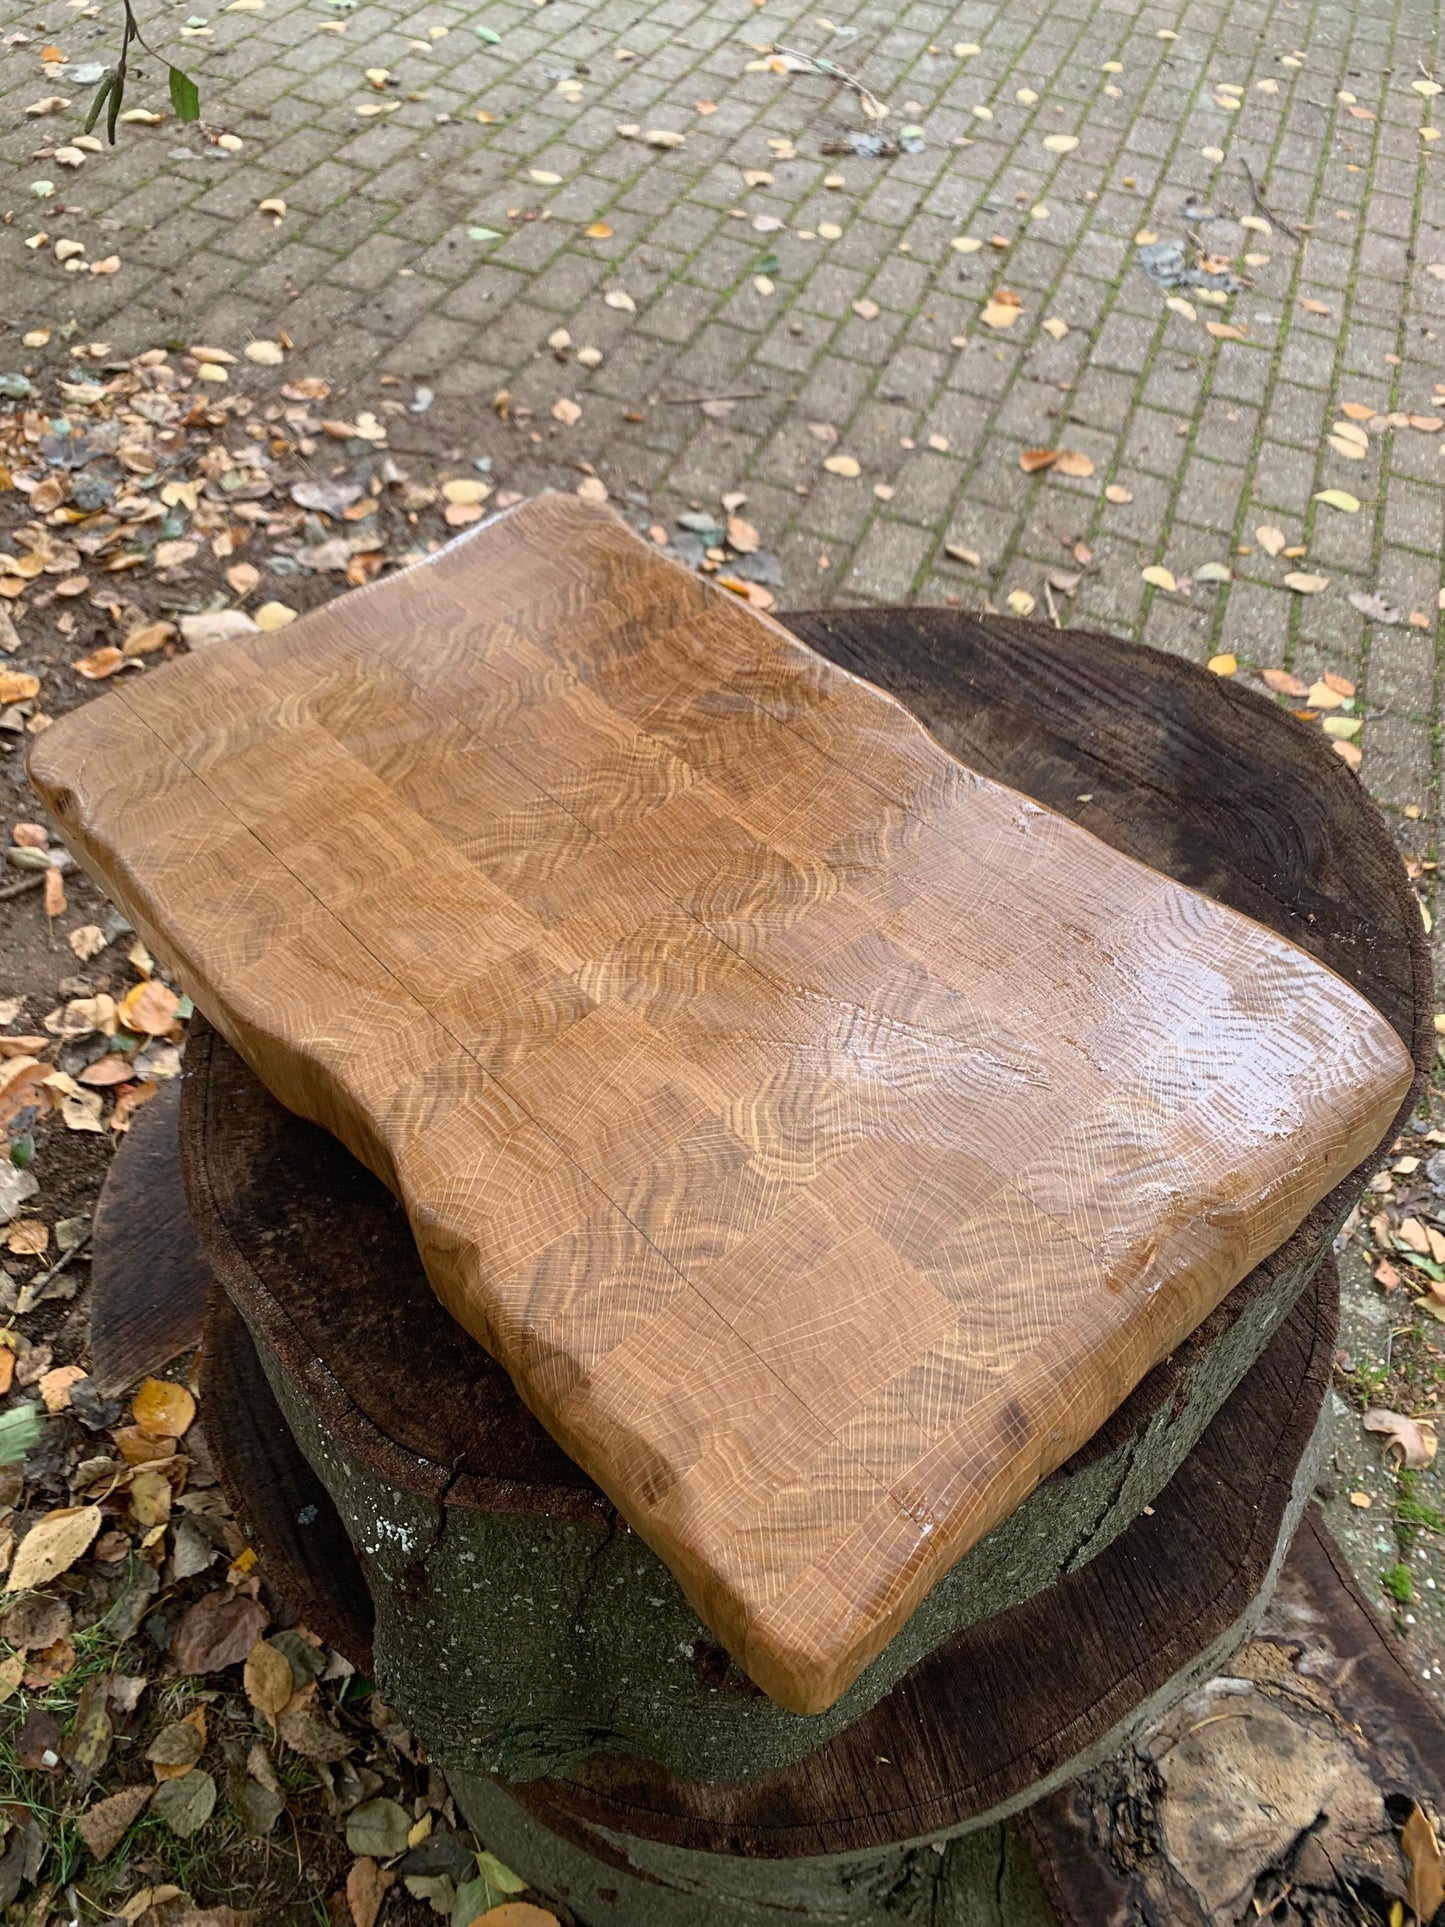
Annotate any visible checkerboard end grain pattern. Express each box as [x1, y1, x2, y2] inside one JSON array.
[[29, 496, 1414, 1715]]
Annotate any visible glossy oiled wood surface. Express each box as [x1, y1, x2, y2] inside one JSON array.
[[29, 496, 1413, 1714]]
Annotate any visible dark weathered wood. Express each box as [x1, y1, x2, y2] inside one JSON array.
[[89, 1081, 209, 1395], [1015, 1506, 1445, 1925], [201, 1278, 375, 1668]]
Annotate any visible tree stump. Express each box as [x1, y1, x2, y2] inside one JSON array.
[[196, 1238, 1335, 1922], [175, 609, 1430, 1787]]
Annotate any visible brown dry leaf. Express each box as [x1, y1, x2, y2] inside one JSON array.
[[1299, 298, 1332, 316], [38, 1364, 84, 1412], [1323, 670, 1355, 696], [479, 1909, 561, 1927], [8, 1221, 47, 1259], [1255, 525, 1287, 557], [123, 621, 175, 658], [1020, 449, 1059, 473], [1362, 1407, 1437, 1468], [944, 544, 981, 567], [980, 290, 1023, 329], [1283, 572, 1329, 594], [1041, 316, 1069, 340], [585, 221, 612, 239], [1338, 401, 1375, 420], [243, 1638, 293, 1728], [1404, 1804, 1445, 1925], [1205, 321, 1246, 341], [133, 1376, 196, 1440], [75, 647, 125, 681], [6, 1504, 102, 1593], [1262, 669, 1308, 696], [726, 517, 760, 553], [0, 671, 40, 704], [551, 397, 582, 426], [347, 1858, 395, 1927], [119, 979, 180, 1035], [171, 1590, 270, 1674], [1306, 680, 1344, 710], [1052, 449, 1094, 478], [77, 1783, 152, 1860]]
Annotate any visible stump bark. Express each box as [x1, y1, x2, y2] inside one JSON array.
[[172, 608, 1430, 1785]]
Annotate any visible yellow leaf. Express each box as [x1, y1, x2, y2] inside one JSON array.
[[950, 235, 983, 253], [1006, 589, 1035, 616], [133, 1375, 196, 1439], [254, 602, 297, 630], [441, 478, 492, 505], [1041, 316, 1069, 339], [585, 222, 612, 239], [1165, 295, 1197, 321], [6, 1505, 102, 1592], [1327, 434, 1366, 460], [1207, 654, 1237, 676], [823, 454, 861, 478], [1141, 565, 1177, 592], [980, 298, 1022, 329], [1283, 572, 1329, 594], [1042, 133, 1078, 153], [1313, 489, 1360, 513]]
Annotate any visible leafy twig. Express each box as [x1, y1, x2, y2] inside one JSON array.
[[84, 0, 200, 145], [1239, 157, 1301, 242], [768, 43, 889, 120]]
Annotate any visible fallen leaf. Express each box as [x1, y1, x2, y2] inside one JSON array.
[[152, 1768, 217, 1838], [1363, 1407, 1437, 1468], [1404, 1804, 1445, 1926], [1327, 433, 1367, 460], [1205, 321, 1246, 341], [347, 1857, 395, 1927], [823, 454, 861, 477], [585, 221, 612, 239], [1165, 295, 1198, 322], [944, 544, 981, 567], [576, 476, 608, 504], [1042, 133, 1079, 152], [123, 621, 176, 658], [1142, 565, 1177, 592], [1300, 298, 1332, 316], [119, 979, 180, 1035], [1052, 449, 1094, 478], [243, 1639, 294, 1728], [603, 289, 635, 312], [852, 298, 880, 321], [1207, 653, 1237, 676], [171, 1590, 269, 1674], [980, 293, 1022, 328], [1020, 448, 1058, 473], [244, 340, 284, 365], [1042, 316, 1069, 340], [6, 1505, 102, 1592], [1006, 589, 1035, 616], [133, 1375, 196, 1440], [1262, 669, 1308, 696], [726, 517, 760, 553], [551, 397, 582, 426], [1314, 489, 1360, 513], [254, 602, 297, 631], [74, 647, 124, 681], [441, 478, 491, 506], [77, 1784, 152, 1860], [1104, 484, 1133, 504], [1255, 525, 1287, 557], [346, 1797, 411, 1858], [951, 235, 983, 254], [1283, 572, 1329, 594]]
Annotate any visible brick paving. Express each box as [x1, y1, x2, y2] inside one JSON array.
[[4, 0, 1444, 830]]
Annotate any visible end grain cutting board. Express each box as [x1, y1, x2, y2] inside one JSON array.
[[29, 495, 1412, 1715]]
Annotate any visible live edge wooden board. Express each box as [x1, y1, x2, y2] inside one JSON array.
[[31, 496, 1412, 1716]]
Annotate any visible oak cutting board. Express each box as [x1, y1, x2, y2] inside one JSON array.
[[30, 495, 1412, 1715]]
